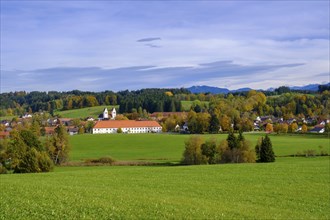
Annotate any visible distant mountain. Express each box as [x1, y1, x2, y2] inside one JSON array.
[[187, 85, 252, 94], [231, 87, 252, 93], [187, 86, 229, 94], [289, 83, 329, 91], [187, 83, 330, 94]]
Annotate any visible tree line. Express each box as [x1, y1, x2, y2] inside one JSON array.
[[1, 88, 329, 125], [182, 132, 275, 165]]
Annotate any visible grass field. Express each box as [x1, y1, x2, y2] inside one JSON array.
[[0, 116, 15, 121], [181, 100, 209, 111], [53, 105, 118, 119], [1, 157, 329, 219], [69, 133, 329, 162]]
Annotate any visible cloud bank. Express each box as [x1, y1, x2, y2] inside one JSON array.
[[1, 61, 314, 92], [0, 1, 329, 92]]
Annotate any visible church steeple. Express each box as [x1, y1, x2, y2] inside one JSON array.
[[103, 108, 109, 119], [111, 108, 116, 119]]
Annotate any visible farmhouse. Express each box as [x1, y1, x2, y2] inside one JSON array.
[[93, 120, 162, 134]]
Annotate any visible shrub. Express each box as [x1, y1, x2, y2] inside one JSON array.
[[38, 151, 54, 172], [181, 136, 207, 165], [85, 156, 116, 165], [14, 148, 40, 173], [0, 165, 7, 174], [304, 149, 316, 157]]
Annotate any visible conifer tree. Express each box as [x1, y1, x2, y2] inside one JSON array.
[[259, 135, 275, 162], [209, 113, 220, 133]]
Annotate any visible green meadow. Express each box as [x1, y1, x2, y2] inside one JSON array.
[[53, 105, 118, 119], [1, 157, 329, 219], [181, 100, 209, 111], [1, 133, 329, 219], [69, 133, 329, 163]]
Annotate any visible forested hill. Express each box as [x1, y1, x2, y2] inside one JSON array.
[[0, 86, 329, 120], [0, 88, 190, 116]]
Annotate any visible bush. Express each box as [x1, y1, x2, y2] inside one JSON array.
[[304, 149, 316, 157], [85, 156, 116, 165], [181, 136, 207, 165], [98, 157, 116, 164], [0, 165, 7, 174], [14, 148, 40, 173], [38, 151, 54, 172]]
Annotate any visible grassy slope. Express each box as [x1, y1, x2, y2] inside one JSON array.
[[181, 101, 209, 111], [54, 105, 118, 119], [1, 157, 329, 219], [69, 133, 329, 162]]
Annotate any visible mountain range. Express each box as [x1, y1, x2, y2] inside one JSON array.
[[187, 83, 330, 94]]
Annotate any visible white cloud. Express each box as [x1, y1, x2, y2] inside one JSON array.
[[1, 1, 329, 91]]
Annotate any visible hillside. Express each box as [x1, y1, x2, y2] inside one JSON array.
[[54, 105, 118, 119]]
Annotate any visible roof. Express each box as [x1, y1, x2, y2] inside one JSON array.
[[93, 120, 162, 129], [44, 127, 56, 134], [309, 125, 324, 132], [0, 131, 10, 138]]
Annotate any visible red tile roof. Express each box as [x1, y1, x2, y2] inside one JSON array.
[[93, 120, 162, 129], [0, 131, 10, 139], [44, 127, 56, 134]]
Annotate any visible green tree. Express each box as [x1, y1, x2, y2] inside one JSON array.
[[257, 135, 275, 163], [14, 148, 40, 173], [201, 138, 217, 164], [181, 136, 207, 165], [3, 129, 53, 173], [227, 132, 238, 150], [209, 113, 220, 133], [47, 125, 70, 165]]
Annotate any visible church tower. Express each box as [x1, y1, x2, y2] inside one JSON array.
[[103, 108, 109, 119], [111, 108, 116, 119]]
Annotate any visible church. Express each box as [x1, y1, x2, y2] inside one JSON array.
[[94, 107, 162, 134], [98, 107, 116, 120]]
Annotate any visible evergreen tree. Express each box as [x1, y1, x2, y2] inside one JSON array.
[[259, 135, 275, 162], [227, 132, 238, 149], [209, 113, 220, 133]]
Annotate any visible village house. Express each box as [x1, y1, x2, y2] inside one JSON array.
[[92, 120, 162, 134], [68, 127, 79, 135], [309, 125, 325, 133]]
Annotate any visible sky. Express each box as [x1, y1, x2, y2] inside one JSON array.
[[0, 0, 329, 92]]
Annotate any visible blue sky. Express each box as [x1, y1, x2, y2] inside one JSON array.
[[1, 1, 329, 92]]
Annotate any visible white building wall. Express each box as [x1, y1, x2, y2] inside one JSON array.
[[93, 127, 162, 134]]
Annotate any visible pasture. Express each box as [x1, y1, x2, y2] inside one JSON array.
[[69, 133, 329, 163], [181, 100, 209, 111], [0, 157, 329, 219], [53, 105, 118, 119]]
